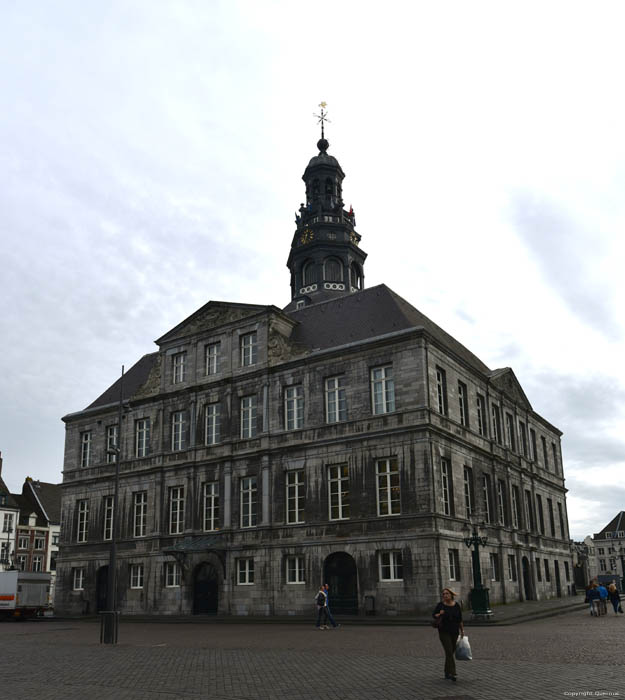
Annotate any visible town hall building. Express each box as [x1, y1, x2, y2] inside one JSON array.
[[55, 128, 573, 617]]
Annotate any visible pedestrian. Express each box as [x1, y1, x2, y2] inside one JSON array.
[[315, 586, 329, 629], [598, 583, 608, 615], [432, 588, 464, 682], [586, 583, 600, 616], [607, 583, 623, 615], [322, 584, 340, 629]]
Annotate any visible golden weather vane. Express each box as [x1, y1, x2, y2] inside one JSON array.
[[313, 101, 331, 139]]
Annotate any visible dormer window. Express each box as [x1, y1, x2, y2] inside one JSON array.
[[172, 352, 186, 384]]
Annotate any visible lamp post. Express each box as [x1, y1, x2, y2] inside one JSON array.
[[463, 520, 493, 619], [618, 545, 625, 593]]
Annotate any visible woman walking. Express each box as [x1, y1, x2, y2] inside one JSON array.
[[607, 583, 623, 614], [432, 588, 464, 682]]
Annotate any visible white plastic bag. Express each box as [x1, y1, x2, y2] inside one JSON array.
[[455, 635, 472, 661]]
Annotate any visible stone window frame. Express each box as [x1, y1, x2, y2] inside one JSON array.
[[286, 470, 305, 525], [72, 567, 85, 591], [102, 495, 114, 541], [204, 341, 221, 376], [203, 481, 220, 532], [286, 555, 305, 584], [135, 418, 150, 458], [106, 425, 118, 464], [76, 499, 89, 543], [133, 491, 147, 538], [165, 561, 181, 587], [379, 551, 403, 581], [448, 548, 460, 581], [171, 411, 186, 452], [240, 476, 257, 529], [370, 365, 395, 415], [237, 558, 254, 585], [130, 563, 144, 589], [172, 351, 186, 385], [240, 332, 258, 367], [376, 457, 401, 517], [325, 375, 347, 423], [435, 366, 448, 415], [284, 385, 304, 431], [240, 395, 257, 439], [168, 486, 185, 535], [80, 431, 92, 468], [458, 381, 469, 427], [328, 464, 350, 521], [204, 403, 221, 445]]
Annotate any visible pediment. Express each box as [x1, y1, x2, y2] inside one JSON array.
[[489, 368, 532, 410], [156, 301, 270, 346]]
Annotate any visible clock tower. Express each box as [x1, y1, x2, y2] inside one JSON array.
[[285, 112, 367, 310]]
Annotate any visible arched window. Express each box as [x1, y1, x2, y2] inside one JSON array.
[[324, 258, 343, 282], [350, 263, 362, 290], [312, 179, 320, 196], [302, 261, 316, 286]]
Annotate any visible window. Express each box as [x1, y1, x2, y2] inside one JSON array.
[[547, 498, 556, 537], [435, 367, 448, 415], [505, 413, 516, 451], [106, 425, 118, 464], [205, 342, 220, 375], [463, 466, 474, 517], [165, 562, 181, 587], [130, 563, 144, 589], [18, 535, 29, 550], [489, 553, 500, 581], [496, 480, 507, 525], [240, 477, 257, 528], [169, 486, 185, 535], [536, 494, 545, 535], [543, 559, 551, 582], [519, 421, 528, 457], [73, 567, 85, 591], [511, 486, 520, 529], [328, 465, 350, 520], [324, 258, 342, 281], [448, 549, 460, 581], [16, 555, 27, 571], [237, 558, 254, 584], [552, 443, 558, 472], [172, 352, 186, 384], [529, 428, 537, 462], [286, 555, 305, 584], [0, 542, 10, 563], [204, 403, 221, 445], [77, 500, 89, 543], [325, 376, 347, 423], [557, 502, 566, 539], [482, 474, 493, 523], [103, 495, 114, 541], [379, 551, 403, 581], [441, 458, 452, 516], [541, 436, 549, 470], [371, 457, 400, 516], [296, 300, 305, 310], [507, 554, 517, 582], [33, 532, 45, 549], [536, 559, 542, 582], [476, 394, 487, 436], [2, 513, 14, 533], [371, 366, 395, 414], [598, 547, 605, 556], [171, 411, 186, 451], [203, 482, 219, 531], [284, 385, 304, 430], [458, 381, 469, 426], [133, 491, 147, 538], [32, 555, 43, 572], [524, 490, 534, 531], [240, 396, 257, 439], [599, 559, 607, 572], [286, 470, 305, 524], [80, 431, 92, 468], [240, 332, 258, 367], [135, 418, 150, 458], [303, 261, 316, 286], [491, 404, 502, 443], [564, 561, 570, 582]]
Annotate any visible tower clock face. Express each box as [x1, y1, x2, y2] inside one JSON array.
[[300, 228, 314, 245]]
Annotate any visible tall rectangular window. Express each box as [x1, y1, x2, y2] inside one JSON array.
[[463, 466, 474, 517], [172, 352, 186, 384], [286, 470, 305, 524], [552, 443, 559, 473], [80, 431, 92, 468], [205, 342, 220, 375], [536, 494, 545, 534], [133, 491, 147, 538], [379, 551, 403, 581], [240, 332, 257, 367], [237, 558, 254, 584], [203, 482, 220, 532], [448, 549, 460, 581], [482, 474, 493, 523], [328, 464, 350, 520], [530, 428, 537, 462], [240, 396, 257, 438], [130, 563, 144, 589], [284, 385, 304, 430], [325, 376, 347, 423], [103, 495, 114, 541], [435, 366, 448, 415], [441, 458, 452, 516], [458, 381, 469, 426], [543, 559, 551, 582], [541, 436, 549, 470], [73, 568, 85, 591], [547, 498, 556, 537], [489, 553, 500, 581], [165, 562, 181, 587], [240, 477, 257, 528], [376, 458, 400, 516], [476, 394, 487, 436], [519, 421, 528, 457], [77, 500, 89, 543], [496, 480, 507, 525], [135, 418, 150, 458], [286, 555, 305, 584], [169, 486, 185, 535], [491, 404, 502, 443], [204, 403, 221, 445], [507, 554, 517, 581], [32, 555, 43, 572], [505, 413, 516, 451], [3, 513, 14, 534], [557, 502, 566, 539], [171, 411, 186, 451], [106, 425, 118, 464], [511, 486, 520, 529], [564, 561, 570, 582], [524, 490, 534, 531], [371, 366, 395, 415]]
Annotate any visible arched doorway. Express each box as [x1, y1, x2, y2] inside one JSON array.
[[521, 557, 533, 601], [323, 552, 358, 615], [96, 565, 109, 612], [193, 562, 219, 615]]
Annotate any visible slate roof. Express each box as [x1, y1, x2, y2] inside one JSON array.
[[26, 480, 62, 525], [85, 353, 159, 411], [12, 493, 46, 527], [594, 511, 625, 540], [287, 284, 491, 375], [0, 476, 20, 510]]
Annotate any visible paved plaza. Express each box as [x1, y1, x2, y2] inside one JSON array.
[[0, 607, 623, 700]]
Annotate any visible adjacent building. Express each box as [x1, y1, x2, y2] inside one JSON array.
[[55, 133, 574, 617], [587, 512, 625, 589], [0, 453, 20, 571]]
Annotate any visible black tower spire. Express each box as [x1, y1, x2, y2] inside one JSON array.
[[285, 104, 367, 310]]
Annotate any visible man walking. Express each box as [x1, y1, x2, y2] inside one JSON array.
[[315, 586, 329, 629], [323, 583, 340, 629]]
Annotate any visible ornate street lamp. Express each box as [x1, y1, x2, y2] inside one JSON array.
[[463, 519, 493, 619]]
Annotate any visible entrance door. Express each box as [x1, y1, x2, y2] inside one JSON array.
[[323, 552, 358, 615], [521, 557, 533, 601], [554, 561, 562, 597], [96, 565, 109, 612], [193, 562, 219, 614]]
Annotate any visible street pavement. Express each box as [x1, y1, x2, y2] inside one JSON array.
[[1, 605, 623, 700]]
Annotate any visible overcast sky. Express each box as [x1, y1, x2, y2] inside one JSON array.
[[1, 1, 624, 540]]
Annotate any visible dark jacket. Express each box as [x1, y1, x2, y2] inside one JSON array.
[[432, 601, 463, 636]]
